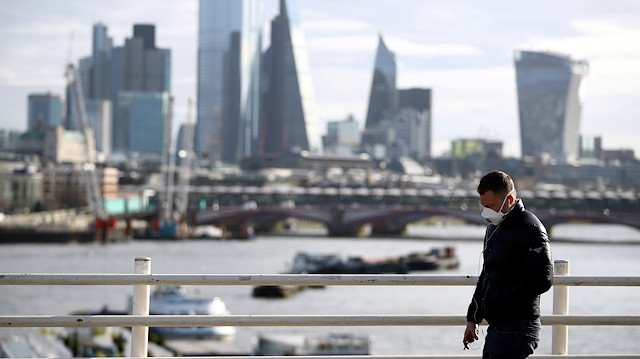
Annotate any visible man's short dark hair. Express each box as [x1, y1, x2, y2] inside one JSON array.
[[477, 170, 514, 196]]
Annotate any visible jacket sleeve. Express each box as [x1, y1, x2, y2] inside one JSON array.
[[466, 270, 485, 323], [485, 223, 553, 303]]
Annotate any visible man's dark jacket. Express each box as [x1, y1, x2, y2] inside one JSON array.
[[467, 199, 553, 324]]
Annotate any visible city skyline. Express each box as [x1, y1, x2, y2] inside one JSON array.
[[1, 0, 639, 158]]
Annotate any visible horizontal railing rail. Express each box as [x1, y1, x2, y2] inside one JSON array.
[[2, 314, 640, 327], [2, 273, 639, 286], [1, 258, 639, 359]]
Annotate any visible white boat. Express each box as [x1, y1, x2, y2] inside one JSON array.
[[253, 332, 373, 356], [0, 332, 72, 358], [131, 286, 236, 339]]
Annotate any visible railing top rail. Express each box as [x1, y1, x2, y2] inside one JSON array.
[[99, 356, 640, 359], [2, 314, 639, 328], [19, 355, 639, 359], [1, 273, 639, 286]]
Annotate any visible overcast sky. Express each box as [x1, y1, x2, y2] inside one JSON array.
[[1, 0, 639, 157]]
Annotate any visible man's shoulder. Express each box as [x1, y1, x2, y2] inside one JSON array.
[[511, 207, 547, 235]]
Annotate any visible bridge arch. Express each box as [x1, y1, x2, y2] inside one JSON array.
[[195, 205, 640, 239]]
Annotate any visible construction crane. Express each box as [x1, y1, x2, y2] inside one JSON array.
[[64, 62, 106, 220]]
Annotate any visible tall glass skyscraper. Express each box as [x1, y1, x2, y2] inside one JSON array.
[[90, 23, 112, 100], [365, 35, 397, 130], [116, 92, 171, 155], [515, 50, 589, 162], [196, 0, 263, 163], [28, 93, 63, 130], [260, 0, 320, 155]]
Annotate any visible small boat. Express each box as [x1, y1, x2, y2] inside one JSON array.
[[290, 246, 459, 275], [403, 246, 460, 271], [130, 286, 236, 340], [253, 332, 373, 356], [290, 252, 409, 274], [252, 284, 308, 298], [192, 225, 223, 239]]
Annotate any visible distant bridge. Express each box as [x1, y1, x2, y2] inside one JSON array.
[[195, 204, 640, 237], [111, 183, 639, 238], [178, 184, 640, 213]]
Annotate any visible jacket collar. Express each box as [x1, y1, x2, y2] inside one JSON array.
[[503, 198, 525, 222]]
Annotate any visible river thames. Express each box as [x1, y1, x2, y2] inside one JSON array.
[[1, 223, 639, 355]]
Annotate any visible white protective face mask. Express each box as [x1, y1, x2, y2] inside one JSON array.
[[481, 190, 514, 225]]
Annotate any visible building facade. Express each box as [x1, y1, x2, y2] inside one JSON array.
[[323, 115, 361, 156], [43, 126, 96, 164], [28, 93, 63, 131], [514, 50, 589, 162], [0, 130, 22, 149], [196, 0, 263, 163], [115, 92, 172, 155], [260, 0, 320, 155], [389, 108, 429, 161], [0, 166, 43, 213], [42, 164, 119, 210], [85, 99, 112, 156], [399, 88, 432, 159]]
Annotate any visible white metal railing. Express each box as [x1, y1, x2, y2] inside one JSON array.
[[1, 257, 639, 359]]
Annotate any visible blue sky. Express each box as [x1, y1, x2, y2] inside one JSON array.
[[1, 0, 639, 157]]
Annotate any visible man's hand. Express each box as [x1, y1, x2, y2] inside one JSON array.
[[463, 321, 479, 349]]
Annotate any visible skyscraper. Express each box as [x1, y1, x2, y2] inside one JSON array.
[[196, 0, 263, 163], [116, 92, 171, 155], [365, 35, 397, 130], [112, 24, 172, 154], [90, 23, 112, 100], [260, 0, 320, 155], [514, 50, 589, 162], [74, 22, 171, 156], [85, 99, 112, 155], [399, 88, 432, 159], [28, 93, 62, 130], [122, 24, 171, 93]]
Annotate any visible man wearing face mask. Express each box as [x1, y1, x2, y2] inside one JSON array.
[[463, 170, 553, 358]]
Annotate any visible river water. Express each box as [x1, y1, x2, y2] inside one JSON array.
[[1, 223, 639, 356]]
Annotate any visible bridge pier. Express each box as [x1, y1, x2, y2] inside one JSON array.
[[327, 223, 364, 237], [222, 220, 255, 240], [370, 219, 407, 236]]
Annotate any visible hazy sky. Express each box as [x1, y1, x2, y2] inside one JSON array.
[[1, 0, 639, 157]]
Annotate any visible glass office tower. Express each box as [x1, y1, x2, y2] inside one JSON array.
[[261, 0, 320, 155], [90, 23, 112, 100], [515, 50, 589, 162], [116, 92, 171, 155], [196, 0, 263, 163], [28, 93, 63, 130], [399, 88, 432, 160], [365, 35, 397, 130]]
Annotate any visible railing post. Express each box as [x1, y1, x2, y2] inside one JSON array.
[[552, 259, 570, 355], [131, 257, 151, 357]]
